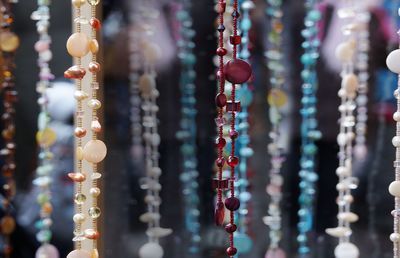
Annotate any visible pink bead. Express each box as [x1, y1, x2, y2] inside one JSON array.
[[34, 40, 50, 52], [224, 59, 252, 84], [35, 244, 59, 258], [265, 248, 286, 258]]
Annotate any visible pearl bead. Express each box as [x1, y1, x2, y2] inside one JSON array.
[[35, 244, 59, 258], [334, 242, 359, 258], [139, 243, 164, 258], [337, 133, 347, 146], [66, 249, 91, 258], [90, 187, 101, 197], [83, 140, 107, 163], [391, 233, 400, 242], [66, 32, 90, 58], [73, 213, 85, 223], [89, 39, 99, 54], [394, 112, 400, 122], [74, 90, 89, 101], [326, 227, 351, 238], [387, 49, 400, 74], [393, 136, 400, 147], [338, 212, 358, 223], [342, 73, 358, 95], [71, 0, 86, 7], [143, 42, 162, 64], [0, 32, 20, 52], [335, 42, 354, 62], [389, 181, 400, 197], [91, 120, 102, 133], [88, 99, 101, 109]]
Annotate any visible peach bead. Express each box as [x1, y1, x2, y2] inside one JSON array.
[[89, 39, 99, 54], [83, 140, 107, 163], [66, 32, 90, 58], [67, 250, 91, 258], [0, 32, 19, 52]]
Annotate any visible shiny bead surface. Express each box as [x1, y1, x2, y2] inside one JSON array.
[[35, 244, 59, 258], [67, 249, 91, 258], [66, 32, 90, 58], [83, 140, 107, 163], [224, 197, 240, 211], [224, 59, 252, 84]]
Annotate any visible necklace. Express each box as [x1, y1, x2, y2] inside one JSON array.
[[31, 0, 60, 256], [0, 0, 19, 257], [296, 0, 322, 255], [264, 0, 288, 257], [175, 0, 201, 255]]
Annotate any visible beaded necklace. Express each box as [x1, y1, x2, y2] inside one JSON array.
[[0, 1, 19, 257], [31, 0, 59, 256], [264, 0, 288, 257], [175, 0, 201, 255], [296, 0, 322, 255], [326, 1, 360, 257]]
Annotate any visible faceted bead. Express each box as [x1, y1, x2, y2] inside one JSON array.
[[215, 137, 226, 148], [216, 47, 227, 56], [227, 155, 239, 167], [265, 248, 286, 258], [64, 65, 86, 80], [67, 249, 91, 258], [84, 229, 100, 240], [225, 197, 240, 211], [227, 247, 238, 256], [88, 207, 101, 219], [68, 172, 86, 182], [35, 244, 59, 258], [216, 93, 227, 107], [217, 24, 225, 32], [0, 32, 19, 52], [66, 32, 90, 58], [231, 10, 240, 18], [224, 59, 252, 84], [230, 35, 242, 45], [217, 2, 226, 13], [225, 223, 237, 233], [229, 130, 238, 139], [89, 18, 101, 30], [89, 39, 99, 54], [74, 127, 87, 138], [215, 201, 225, 226], [83, 140, 107, 163], [88, 61, 101, 73], [71, 0, 86, 8], [88, 0, 100, 6], [216, 157, 225, 167], [74, 193, 86, 204], [1, 216, 15, 234], [36, 128, 57, 148]]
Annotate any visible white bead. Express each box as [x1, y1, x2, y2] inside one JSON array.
[[152, 134, 161, 146], [391, 233, 400, 242], [338, 89, 346, 98], [326, 227, 351, 238], [88, 99, 101, 109], [346, 132, 355, 141], [150, 167, 162, 177], [392, 136, 400, 147], [67, 249, 91, 258], [334, 242, 359, 258], [338, 212, 359, 223], [139, 242, 164, 258], [73, 213, 85, 223], [387, 49, 400, 74], [394, 112, 400, 122], [343, 194, 354, 203], [335, 42, 355, 62], [389, 181, 400, 197], [336, 167, 350, 177], [35, 244, 59, 258], [143, 42, 162, 65], [342, 73, 358, 95], [74, 90, 88, 101], [337, 133, 347, 146]]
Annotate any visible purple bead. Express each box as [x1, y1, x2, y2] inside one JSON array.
[[224, 59, 252, 84], [265, 248, 286, 258], [225, 197, 240, 211], [215, 201, 225, 226]]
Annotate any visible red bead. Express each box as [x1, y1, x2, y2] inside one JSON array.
[[215, 201, 225, 226], [225, 223, 237, 233], [64, 65, 86, 80], [212, 178, 229, 190], [216, 93, 227, 108], [216, 47, 227, 56], [224, 59, 252, 84], [216, 70, 225, 81], [230, 35, 242, 45], [217, 2, 226, 13], [227, 156, 239, 167], [226, 101, 241, 112], [225, 197, 240, 211], [229, 130, 238, 139], [90, 18, 102, 31], [215, 137, 226, 148], [227, 247, 237, 256], [216, 157, 225, 168]]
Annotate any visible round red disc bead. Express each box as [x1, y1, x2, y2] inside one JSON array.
[[216, 93, 227, 107], [224, 59, 252, 84], [227, 155, 239, 167], [216, 47, 227, 56], [225, 197, 240, 211], [226, 247, 237, 256], [225, 223, 237, 233], [215, 137, 226, 148]]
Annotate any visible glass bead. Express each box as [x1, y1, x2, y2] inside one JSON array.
[[226, 101, 241, 112], [224, 197, 240, 211], [74, 193, 86, 204], [230, 35, 242, 45], [88, 207, 101, 219], [89, 18, 101, 30], [0, 32, 19, 52], [224, 59, 252, 84], [87, 0, 99, 5], [35, 244, 59, 258], [71, 0, 86, 8], [1, 216, 15, 234], [214, 201, 225, 226], [226, 247, 238, 256], [36, 128, 57, 147], [267, 88, 287, 108]]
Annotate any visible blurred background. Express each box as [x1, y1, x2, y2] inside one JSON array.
[[8, 0, 400, 257]]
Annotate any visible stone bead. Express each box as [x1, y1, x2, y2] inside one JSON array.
[[139, 74, 156, 97], [67, 249, 91, 258], [224, 59, 252, 84], [83, 140, 107, 163], [335, 41, 354, 62], [389, 181, 400, 197], [36, 128, 57, 148], [387, 49, 400, 74], [342, 73, 358, 96], [1, 216, 15, 234], [224, 197, 240, 211], [35, 244, 59, 258], [139, 242, 164, 258], [66, 32, 90, 58], [0, 32, 19, 52], [334, 242, 359, 258], [265, 248, 286, 258], [143, 42, 162, 64], [72, 0, 86, 7]]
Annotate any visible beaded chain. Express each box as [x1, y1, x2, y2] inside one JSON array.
[[174, 0, 201, 255], [233, 0, 254, 255], [31, 0, 60, 256], [137, 3, 172, 258], [386, 4, 400, 258], [326, 1, 360, 257], [0, 1, 19, 257], [263, 0, 288, 257], [353, 4, 371, 160], [296, 0, 322, 255], [65, 0, 106, 257]]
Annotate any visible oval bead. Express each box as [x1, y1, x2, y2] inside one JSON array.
[[89, 39, 99, 54], [83, 140, 107, 163], [139, 74, 156, 97], [224, 59, 252, 84], [139, 243, 164, 258], [335, 41, 354, 62], [389, 181, 400, 197], [387, 49, 400, 74], [143, 42, 162, 64], [334, 242, 359, 258], [0, 32, 19, 52], [66, 32, 90, 58], [67, 249, 91, 258], [35, 244, 59, 258]]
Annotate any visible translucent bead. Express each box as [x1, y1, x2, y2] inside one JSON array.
[[36, 128, 57, 148], [72, 0, 86, 8], [66, 33, 90, 58], [74, 193, 86, 204], [35, 244, 59, 258], [88, 207, 101, 219]]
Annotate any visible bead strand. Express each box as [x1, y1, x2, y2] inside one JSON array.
[[264, 0, 288, 257], [0, 1, 19, 257], [31, 0, 60, 256]]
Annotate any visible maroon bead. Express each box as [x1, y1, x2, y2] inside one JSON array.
[[225, 223, 237, 233], [230, 35, 242, 45], [226, 247, 238, 256], [224, 59, 252, 84], [215, 201, 225, 226], [216, 70, 225, 81], [212, 178, 229, 190], [217, 2, 226, 13], [227, 156, 239, 167], [226, 101, 241, 112], [216, 47, 227, 56], [225, 197, 240, 211], [216, 157, 225, 168], [215, 137, 226, 148], [216, 93, 227, 108], [229, 130, 238, 139]]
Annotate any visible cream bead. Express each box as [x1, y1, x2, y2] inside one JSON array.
[[389, 181, 400, 197], [334, 243, 359, 258], [392, 136, 400, 147], [72, 0, 86, 7], [139, 74, 156, 97], [143, 42, 162, 65], [338, 212, 358, 223], [74, 90, 88, 101], [67, 249, 91, 258], [387, 49, 400, 74], [139, 243, 164, 258], [76, 147, 83, 160], [66, 32, 90, 58], [90, 187, 101, 197], [35, 244, 59, 258], [88, 99, 101, 109], [83, 140, 107, 163], [337, 133, 347, 146], [73, 213, 85, 223], [335, 42, 354, 63], [391, 233, 400, 242], [394, 112, 400, 122], [342, 73, 358, 95], [325, 227, 351, 238]]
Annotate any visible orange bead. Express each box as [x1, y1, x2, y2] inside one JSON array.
[[42, 202, 53, 214], [1, 216, 15, 235], [88, 61, 101, 73], [68, 172, 86, 182], [90, 18, 101, 31], [84, 229, 100, 240], [74, 127, 87, 138]]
